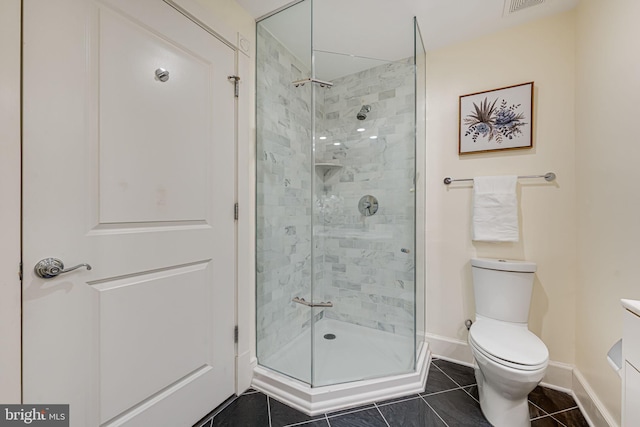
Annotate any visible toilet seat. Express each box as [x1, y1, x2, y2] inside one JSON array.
[[469, 319, 548, 371]]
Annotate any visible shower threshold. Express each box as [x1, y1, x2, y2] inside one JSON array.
[[252, 339, 430, 416]]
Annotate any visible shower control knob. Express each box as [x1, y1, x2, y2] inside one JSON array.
[[358, 195, 379, 216]]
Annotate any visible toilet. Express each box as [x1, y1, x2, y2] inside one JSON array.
[[468, 258, 549, 427]]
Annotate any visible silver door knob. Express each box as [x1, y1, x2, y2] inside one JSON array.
[[34, 258, 92, 279]]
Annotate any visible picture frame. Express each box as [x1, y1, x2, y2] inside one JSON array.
[[459, 82, 534, 155]]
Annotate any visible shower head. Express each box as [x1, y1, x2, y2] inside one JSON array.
[[357, 105, 371, 120]]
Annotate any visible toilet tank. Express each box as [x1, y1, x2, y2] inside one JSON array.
[[471, 258, 537, 323]]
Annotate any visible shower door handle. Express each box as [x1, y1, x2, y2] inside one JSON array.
[[292, 297, 333, 308], [311, 301, 334, 308]]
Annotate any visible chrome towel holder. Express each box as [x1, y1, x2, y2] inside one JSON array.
[[443, 172, 556, 185]]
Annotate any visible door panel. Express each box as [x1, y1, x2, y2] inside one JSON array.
[[22, 1, 236, 426], [97, 262, 211, 423], [99, 6, 211, 224]]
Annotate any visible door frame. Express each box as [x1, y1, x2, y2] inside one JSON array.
[[167, 0, 257, 392], [0, 0, 22, 404], [0, 0, 255, 405]]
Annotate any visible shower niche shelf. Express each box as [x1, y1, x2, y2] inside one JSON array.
[[315, 163, 342, 180]]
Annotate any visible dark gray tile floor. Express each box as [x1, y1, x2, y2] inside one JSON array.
[[194, 358, 590, 427]]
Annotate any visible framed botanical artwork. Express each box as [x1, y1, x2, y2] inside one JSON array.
[[459, 82, 534, 155]]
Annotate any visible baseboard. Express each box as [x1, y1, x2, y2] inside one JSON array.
[[425, 332, 475, 366], [426, 334, 575, 391], [572, 368, 618, 427], [236, 351, 256, 394], [540, 360, 574, 392], [252, 342, 430, 416]]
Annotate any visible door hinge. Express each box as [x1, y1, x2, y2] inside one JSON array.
[[228, 75, 240, 97], [234, 325, 239, 343], [234, 203, 239, 220], [19, 261, 23, 281]]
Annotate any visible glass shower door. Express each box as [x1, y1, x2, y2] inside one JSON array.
[[256, 0, 422, 389], [255, 0, 314, 384], [311, 47, 417, 386]]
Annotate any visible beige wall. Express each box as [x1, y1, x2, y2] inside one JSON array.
[[188, 0, 255, 45], [575, 0, 640, 424], [0, 0, 22, 403], [425, 11, 577, 364]]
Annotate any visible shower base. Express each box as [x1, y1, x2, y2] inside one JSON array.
[[252, 318, 430, 416]]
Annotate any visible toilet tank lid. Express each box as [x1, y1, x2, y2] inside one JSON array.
[[471, 258, 536, 273]]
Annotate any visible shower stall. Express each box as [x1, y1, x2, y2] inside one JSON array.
[[254, 0, 427, 414]]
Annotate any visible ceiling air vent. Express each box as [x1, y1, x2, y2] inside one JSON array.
[[504, 0, 546, 16]]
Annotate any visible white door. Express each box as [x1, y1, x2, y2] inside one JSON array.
[[22, 1, 236, 426]]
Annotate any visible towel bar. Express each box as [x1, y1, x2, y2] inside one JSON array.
[[443, 172, 556, 185]]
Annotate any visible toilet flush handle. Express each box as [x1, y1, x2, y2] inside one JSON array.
[[465, 319, 473, 330]]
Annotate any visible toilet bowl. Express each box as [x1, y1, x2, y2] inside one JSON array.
[[469, 316, 548, 427], [469, 258, 549, 427]]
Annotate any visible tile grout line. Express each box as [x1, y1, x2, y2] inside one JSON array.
[[376, 394, 422, 407], [422, 384, 472, 398], [432, 361, 475, 389], [419, 394, 450, 427], [282, 419, 322, 427], [205, 394, 238, 424], [546, 406, 580, 427], [528, 401, 550, 420], [532, 414, 568, 427], [373, 403, 391, 427], [285, 413, 338, 427], [325, 413, 331, 427], [545, 405, 579, 417], [530, 405, 579, 421], [267, 396, 273, 427], [325, 405, 375, 419], [550, 414, 570, 427], [461, 385, 480, 403]]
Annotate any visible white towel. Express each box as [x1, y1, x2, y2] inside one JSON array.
[[472, 175, 519, 242]]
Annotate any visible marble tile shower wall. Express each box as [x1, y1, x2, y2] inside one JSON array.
[[315, 59, 416, 337], [257, 25, 417, 362], [256, 26, 314, 360]]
